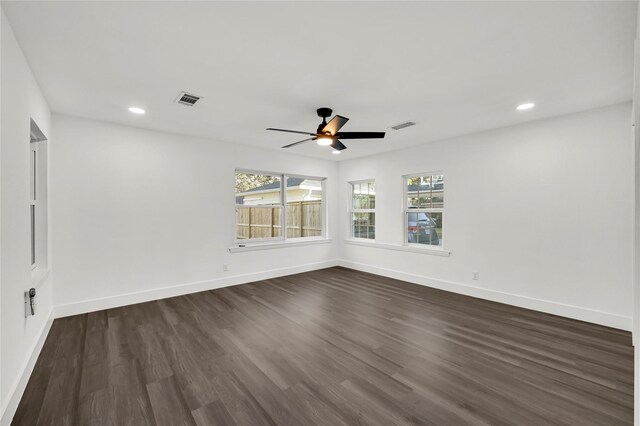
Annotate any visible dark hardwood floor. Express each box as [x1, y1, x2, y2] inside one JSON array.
[[13, 267, 633, 425]]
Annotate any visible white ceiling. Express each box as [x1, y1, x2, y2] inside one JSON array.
[[2, 1, 637, 161]]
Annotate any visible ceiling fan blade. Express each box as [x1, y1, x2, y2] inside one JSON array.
[[321, 115, 349, 136], [267, 128, 316, 136], [335, 131, 385, 139], [282, 137, 316, 148], [331, 140, 347, 151]]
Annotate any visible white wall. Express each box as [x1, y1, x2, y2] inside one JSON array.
[[339, 102, 634, 330], [51, 114, 339, 314], [0, 9, 53, 424]]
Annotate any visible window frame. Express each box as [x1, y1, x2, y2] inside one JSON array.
[[30, 143, 37, 269], [348, 179, 376, 241], [29, 118, 49, 277], [402, 171, 445, 249], [234, 169, 327, 244]]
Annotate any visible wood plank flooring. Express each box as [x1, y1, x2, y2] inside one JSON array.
[[12, 267, 633, 425]]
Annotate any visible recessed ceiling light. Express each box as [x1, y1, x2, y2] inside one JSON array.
[[332, 150, 341, 155], [516, 103, 535, 111], [128, 106, 145, 114]]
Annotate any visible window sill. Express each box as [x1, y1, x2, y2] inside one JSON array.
[[31, 268, 51, 288], [343, 239, 451, 257], [229, 238, 331, 253]]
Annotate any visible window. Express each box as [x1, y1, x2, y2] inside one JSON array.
[[404, 173, 444, 247], [235, 172, 282, 240], [30, 144, 37, 268], [29, 118, 48, 270], [235, 170, 326, 242], [349, 180, 375, 240]]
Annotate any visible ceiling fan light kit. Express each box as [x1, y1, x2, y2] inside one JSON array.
[[316, 137, 333, 146], [267, 107, 385, 152]]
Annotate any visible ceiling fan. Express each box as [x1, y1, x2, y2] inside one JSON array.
[[267, 107, 385, 152]]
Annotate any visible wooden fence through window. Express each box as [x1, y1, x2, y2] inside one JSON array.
[[236, 201, 322, 239]]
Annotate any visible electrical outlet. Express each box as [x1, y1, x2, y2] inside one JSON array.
[[473, 271, 479, 280], [223, 264, 229, 272]]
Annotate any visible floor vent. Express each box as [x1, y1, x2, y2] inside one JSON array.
[[391, 121, 416, 130], [175, 92, 202, 107]]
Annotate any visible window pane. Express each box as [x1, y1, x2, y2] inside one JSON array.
[[31, 149, 36, 201], [368, 182, 376, 208], [432, 174, 444, 208], [352, 181, 375, 210], [351, 183, 359, 209], [30, 205, 36, 265], [235, 206, 281, 239], [235, 173, 281, 206], [407, 175, 444, 209], [286, 177, 323, 238], [352, 212, 375, 239], [406, 212, 442, 246]]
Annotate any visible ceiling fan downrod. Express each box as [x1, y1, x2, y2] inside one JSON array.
[[316, 108, 332, 134]]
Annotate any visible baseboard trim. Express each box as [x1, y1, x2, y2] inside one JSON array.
[[1, 309, 54, 426], [54, 259, 340, 318], [339, 260, 632, 331]]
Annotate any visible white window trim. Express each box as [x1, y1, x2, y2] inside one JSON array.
[[348, 179, 376, 241], [402, 171, 446, 251], [229, 237, 331, 253], [234, 169, 328, 246]]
